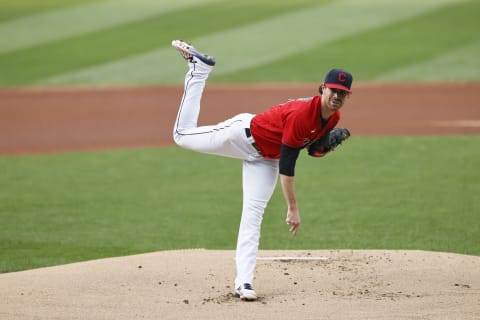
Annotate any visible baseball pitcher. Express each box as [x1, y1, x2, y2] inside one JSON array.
[[171, 40, 352, 301]]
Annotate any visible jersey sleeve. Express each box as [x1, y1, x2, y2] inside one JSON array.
[[279, 144, 301, 176]]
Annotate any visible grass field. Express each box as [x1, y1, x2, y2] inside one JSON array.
[[0, 0, 479, 86], [1, 0, 479, 273], [1, 137, 479, 272]]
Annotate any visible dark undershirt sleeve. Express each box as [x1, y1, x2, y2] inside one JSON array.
[[279, 144, 301, 176]]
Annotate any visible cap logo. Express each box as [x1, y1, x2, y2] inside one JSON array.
[[338, 72, 347, 83], [324, 69, 353, 93]]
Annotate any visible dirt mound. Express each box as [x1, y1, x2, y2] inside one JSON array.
[[1, 249, 479, 319]]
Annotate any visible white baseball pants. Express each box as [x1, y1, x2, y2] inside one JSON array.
[[173, 61, 279, 289]]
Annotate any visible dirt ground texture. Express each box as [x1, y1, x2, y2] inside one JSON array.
[[1, 83, 479, 155], [1, 250, 479, 320], [0, 83, 479, 319]]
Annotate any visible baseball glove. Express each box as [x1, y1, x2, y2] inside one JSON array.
[[308, 128, 351, 157]]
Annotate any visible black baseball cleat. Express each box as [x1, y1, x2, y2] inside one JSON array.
[[171, 40, 216, 66]]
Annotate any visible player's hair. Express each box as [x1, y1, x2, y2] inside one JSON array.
[[318, 84, 324, 95]]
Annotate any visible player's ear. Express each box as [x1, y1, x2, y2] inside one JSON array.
[[318, 84, 325, 95]]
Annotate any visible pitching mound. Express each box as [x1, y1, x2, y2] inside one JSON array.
[[1, 250, 479, 319]]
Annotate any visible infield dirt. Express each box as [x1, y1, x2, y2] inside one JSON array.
[[1, 249, 479, 319], [1, 83, 479, 155]]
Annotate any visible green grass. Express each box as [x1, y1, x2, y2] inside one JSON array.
[[1, 137, 479, 272], [0, 0, 323, 86], [264, 136, 480, 252], [214, 0, 480, 82], [0, 0, 100, 22], [1, 0, 479, 86]]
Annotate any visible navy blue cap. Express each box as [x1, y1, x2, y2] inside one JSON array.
[[324, 69, 353, 93]]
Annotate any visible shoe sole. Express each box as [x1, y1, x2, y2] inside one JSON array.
[[171, 40, 216, 66], [234, 292, 258, 301]]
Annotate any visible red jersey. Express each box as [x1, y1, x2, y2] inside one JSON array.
[[250, 96, 340, 159]]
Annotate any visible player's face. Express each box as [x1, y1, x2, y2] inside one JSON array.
[[323, 87, 349, 111]]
